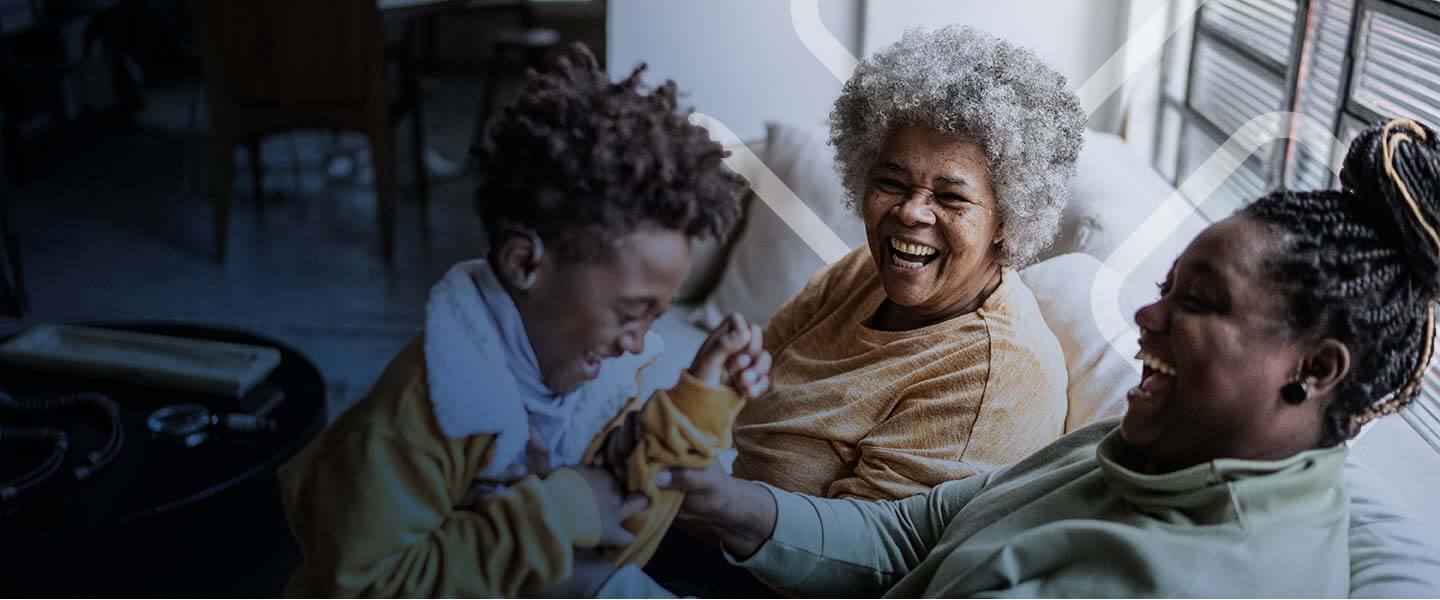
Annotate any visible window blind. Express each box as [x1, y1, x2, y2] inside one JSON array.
[[1284, 0, 1355, 191], [1200, 0, 1300, 66], [1352, 8, 1440, 128]]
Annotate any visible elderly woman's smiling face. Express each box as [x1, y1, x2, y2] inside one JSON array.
[[862, 122, 1003, 328]]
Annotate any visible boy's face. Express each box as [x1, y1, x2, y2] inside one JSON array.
[[517, 227, 691, 394]]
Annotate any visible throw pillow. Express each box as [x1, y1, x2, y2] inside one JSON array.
[[693, 122, 867, 328]]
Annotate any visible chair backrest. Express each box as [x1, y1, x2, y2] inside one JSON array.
[[194, 0, 384, 110]]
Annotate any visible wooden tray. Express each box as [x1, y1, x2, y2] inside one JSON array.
[[0, 324, 282, 398]]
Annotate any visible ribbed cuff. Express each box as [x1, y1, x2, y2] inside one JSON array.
[[670, 371, 746, 433], [541, 468, 603, 548], [722, 482, 824, 588]]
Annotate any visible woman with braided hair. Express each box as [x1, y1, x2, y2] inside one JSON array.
[[652, 119, 1440, 597]]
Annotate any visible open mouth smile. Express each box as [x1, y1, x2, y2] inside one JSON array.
[[1129, 349, 1177, 403], [887, 237, 941, 270]]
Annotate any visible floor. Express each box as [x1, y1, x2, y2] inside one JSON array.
[[3, 75, 510, 419]]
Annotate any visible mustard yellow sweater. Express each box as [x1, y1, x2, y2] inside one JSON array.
[[733, 247, 1068, 500], [279, 337, 743, 596]]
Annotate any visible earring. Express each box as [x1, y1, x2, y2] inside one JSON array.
[[1281, 381, 1310, 405]]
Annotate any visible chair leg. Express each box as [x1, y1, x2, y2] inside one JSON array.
[[211, 139, 236, 263], [247, 141, 265, 215], [411, 78, 429, 220], [0, 190, 27, 316], [181, 82, 202, 195], [368, 126, 396, 264]]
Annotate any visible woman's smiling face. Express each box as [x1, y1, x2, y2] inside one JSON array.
[[861, 122, 1003, 327], [1126, 216, 1333, 470]]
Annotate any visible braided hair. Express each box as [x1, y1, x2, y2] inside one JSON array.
[[471, 43, 745, 263], [1242, 119, 1440, 445]]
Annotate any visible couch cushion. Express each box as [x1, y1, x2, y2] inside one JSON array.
[[1019, 253, 1148, 432], [1343, 456, 1440, 597], [1039, 131, 1178, 264], [693, 122, 867, 327]]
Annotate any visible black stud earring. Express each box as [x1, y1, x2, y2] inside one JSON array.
[[1281, 381, 1310, 405]]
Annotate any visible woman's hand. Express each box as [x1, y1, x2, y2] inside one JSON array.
[[572, 466, 650, 548], [691, 313, 771, 398], [655, 463, 778, 560], [654, 461, 735, 520]]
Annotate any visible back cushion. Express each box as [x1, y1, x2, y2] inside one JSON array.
[[1018, 253, 1147, 432], [1343, 457, 1440, 597]]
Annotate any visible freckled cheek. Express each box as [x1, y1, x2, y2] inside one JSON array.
[[938, 213, 991, 259], [860, 191, 892, 229]]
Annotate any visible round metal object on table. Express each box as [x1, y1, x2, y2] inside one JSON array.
[[0, 322, 327, 596], [147, 403, 215, 447]]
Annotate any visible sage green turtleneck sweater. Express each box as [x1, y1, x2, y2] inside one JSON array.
[[732, 417, 1351, 597]]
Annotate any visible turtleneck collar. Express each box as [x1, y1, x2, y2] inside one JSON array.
[[1095, 428, 1348, 526]]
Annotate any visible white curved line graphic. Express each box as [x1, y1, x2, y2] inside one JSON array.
[[690, 113, 853, 263], [790, 0, 859, 83], [1075, 0, 1209, 116], [1093, 112, 1345, 366]]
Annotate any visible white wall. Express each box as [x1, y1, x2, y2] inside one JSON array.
[[861, 0, 1132, 133], [607, 0, 863, 141], [608, 0, 1151, 137]]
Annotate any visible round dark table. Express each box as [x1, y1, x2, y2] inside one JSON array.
[[0, 323, 326, 596]]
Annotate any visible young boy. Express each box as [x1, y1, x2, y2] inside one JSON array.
[[277, 44, 768, 597]]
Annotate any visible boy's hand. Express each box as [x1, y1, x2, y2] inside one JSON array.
[[690, 313, 771, 398], [724, 323, 771, 399], [594, 411, 642, 484], [572, 466, 650, 548]]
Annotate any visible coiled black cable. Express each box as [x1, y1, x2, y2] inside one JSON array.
[[0, 390, 126, 502], [0, 426, 68, 502]]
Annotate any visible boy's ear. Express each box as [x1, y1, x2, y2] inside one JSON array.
[[494, 232, 544, 291]]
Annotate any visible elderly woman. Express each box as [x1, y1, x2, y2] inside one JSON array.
[[730, 26, 1086, 500], [659, 119, 1440, 597]]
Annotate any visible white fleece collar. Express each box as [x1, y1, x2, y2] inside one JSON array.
[[423, 259, 662, 478]]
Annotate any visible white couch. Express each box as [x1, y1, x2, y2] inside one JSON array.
[[639, 122, 1440, 596]]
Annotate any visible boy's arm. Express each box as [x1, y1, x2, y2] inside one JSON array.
[[281, 428, 601, 597], [600, 372, 746, 565]]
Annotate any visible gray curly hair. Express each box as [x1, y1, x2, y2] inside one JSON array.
[[830, 25, 1086, 266]]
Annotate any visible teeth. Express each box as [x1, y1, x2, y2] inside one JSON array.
[[1135, 350, 1177, 376], [890, 254, 926, 269], [890, 238, 937, 256]]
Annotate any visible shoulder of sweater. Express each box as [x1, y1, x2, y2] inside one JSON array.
[[817, 246, 879, 296], [975, 269, 1050, 330], [988, 417, 1119, 482], [974, 273, 1065, 363], [320, 335, 491, 463]]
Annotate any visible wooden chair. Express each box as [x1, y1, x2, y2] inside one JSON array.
[[193, 0, 415, 263]]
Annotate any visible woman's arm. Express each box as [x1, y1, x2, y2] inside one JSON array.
[[658, 462, 991, 596], [660, 464, 779, 559]]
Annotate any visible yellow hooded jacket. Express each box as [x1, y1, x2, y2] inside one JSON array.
[[278, 337, 743, 596]]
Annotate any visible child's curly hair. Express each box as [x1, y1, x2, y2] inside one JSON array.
[[471, 43, 745, 262]]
